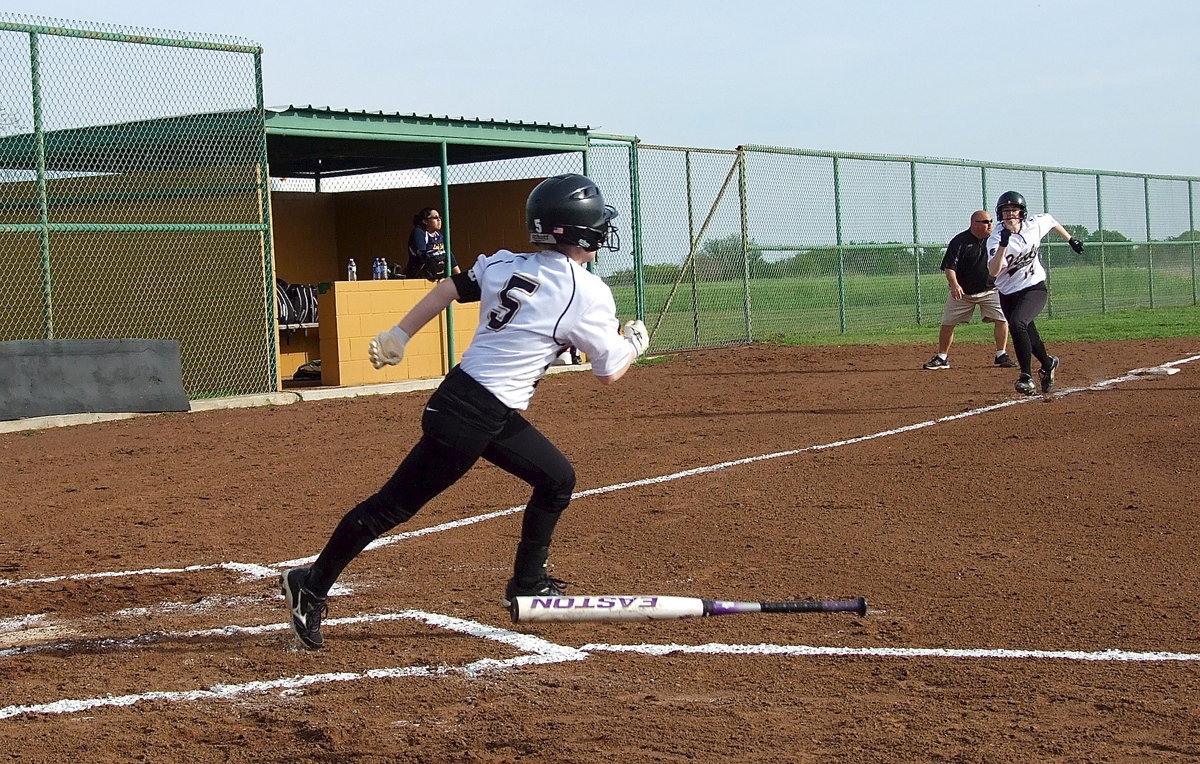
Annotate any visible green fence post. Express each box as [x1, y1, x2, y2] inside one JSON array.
[[630, 138, 645, 322], [583, 145, 595, 274], [1043, 170, 1053, 318], [911, 161, 921, 325], [737, 149, 751, 342], [685, 151, 700, 345], [254, 49, 278, 386], [833, 155, 846, 334], [1144, 176, 1154, 309], [441, 141, 455, 368], [1191, 180, 1197, 306], [28, 31, 53, 338], [1097, 175, 1107, 314], [981, 166, 989, 210]]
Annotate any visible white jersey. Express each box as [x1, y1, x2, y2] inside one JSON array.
[[458, 249, 635, 409], [987, 213, 1058, 294]]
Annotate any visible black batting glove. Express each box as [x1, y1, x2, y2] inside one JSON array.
[[999, 227, 1011, 247], [1068, 237, 1084, 254]]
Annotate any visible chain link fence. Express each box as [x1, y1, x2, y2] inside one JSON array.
[[3, 13, 1196, 395], [0, 14, 273, 397], [585, 142, 1200, 354]]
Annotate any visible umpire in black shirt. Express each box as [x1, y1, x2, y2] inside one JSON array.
[[922, 211, 1015, 370]]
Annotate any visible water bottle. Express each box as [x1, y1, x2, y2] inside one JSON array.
[[347, 258, 357, 281], [380, 257, 389, 279], [372, 257, 382, 280]]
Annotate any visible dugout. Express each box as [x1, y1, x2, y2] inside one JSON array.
[[262, 106, 591, 387], [0, 102, 591, 397]]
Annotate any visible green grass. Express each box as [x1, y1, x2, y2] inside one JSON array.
[[614, 267, 1200, 349], [769, 305, 1200, 346]]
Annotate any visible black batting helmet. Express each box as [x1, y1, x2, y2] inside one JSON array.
[[526, 174, 620, 253], [995, 191, 1028, 221]]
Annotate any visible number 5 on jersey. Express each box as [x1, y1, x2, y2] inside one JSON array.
[[487, 273, 540, 331]]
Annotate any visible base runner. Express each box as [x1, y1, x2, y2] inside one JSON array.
[[987, 191, 1084, 396]]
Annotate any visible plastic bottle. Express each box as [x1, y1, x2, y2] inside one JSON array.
[[347, 258, 357, 281], [380, 257, 389, 279], [372, 257, 382, 280]]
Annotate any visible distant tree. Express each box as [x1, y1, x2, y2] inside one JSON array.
[[605, 268, 636, 286], [1063, 224, 1091, 240], [693, 232, 764, 281], [1167, 230, 1200, 242], [1079, 229, 1138, 267], [771, 248, 831, 278], [845, 242, 913, 277], [1086, 229, 1130, 243], [643, 263, 683, 284]]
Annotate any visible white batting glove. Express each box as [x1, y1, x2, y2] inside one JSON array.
[[621, 319, 649, 358], [369, 326, 411, 369]]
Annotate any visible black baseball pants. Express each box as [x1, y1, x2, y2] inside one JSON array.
[[998, 282, 1053, 376], [307, 366, 575, 596]]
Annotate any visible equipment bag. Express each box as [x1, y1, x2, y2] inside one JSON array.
[[275, 278, 297, 325], [286, 283, 319, 324]]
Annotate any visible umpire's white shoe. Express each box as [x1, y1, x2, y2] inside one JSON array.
[[281, 567, 327, 650]]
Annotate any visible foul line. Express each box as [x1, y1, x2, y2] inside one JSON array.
[[581, 642, 1200, 662], [2, 354, 1196, 591], [3, 607, 1198, 720]]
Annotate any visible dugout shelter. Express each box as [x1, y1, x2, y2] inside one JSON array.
[[0, 15, 596, 403]]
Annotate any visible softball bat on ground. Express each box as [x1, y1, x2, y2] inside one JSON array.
[[509, 594, 867, 623]]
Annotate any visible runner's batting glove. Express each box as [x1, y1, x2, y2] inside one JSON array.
[[622, 319, 649, 358], [999, 227, 1011, 247], [1068, 237, 1084, 254], [369, 326, 410, 369]]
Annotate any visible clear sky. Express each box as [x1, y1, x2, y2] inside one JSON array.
[[8, 0, 1199, 178]]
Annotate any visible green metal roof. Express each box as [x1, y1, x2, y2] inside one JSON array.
[[0, 110, 262, 174], [264, 105, 591, 179], [0, 106, 590, 178]]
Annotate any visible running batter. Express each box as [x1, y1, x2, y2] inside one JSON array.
[[282, 174, 649, 649], [987, 191, 1084, 395]]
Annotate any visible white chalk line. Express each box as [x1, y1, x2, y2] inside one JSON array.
[[0, 608, 575, 659], [3, 606, 1197, 720], [0, 609, 585, 720], [6, 354, 1195, 594], [580, 642, 1200, 662]]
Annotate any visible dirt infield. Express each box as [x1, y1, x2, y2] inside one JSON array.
[[1, 339, 1198, 762]]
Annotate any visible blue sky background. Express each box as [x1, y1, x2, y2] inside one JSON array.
[[10, 0, 1199, 178]]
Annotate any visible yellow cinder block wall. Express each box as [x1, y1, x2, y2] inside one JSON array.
[[317, 281, 480, 387]]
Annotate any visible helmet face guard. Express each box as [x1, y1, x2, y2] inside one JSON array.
[[996, 191, 1028, 222], [527, 174, 621, 252]]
